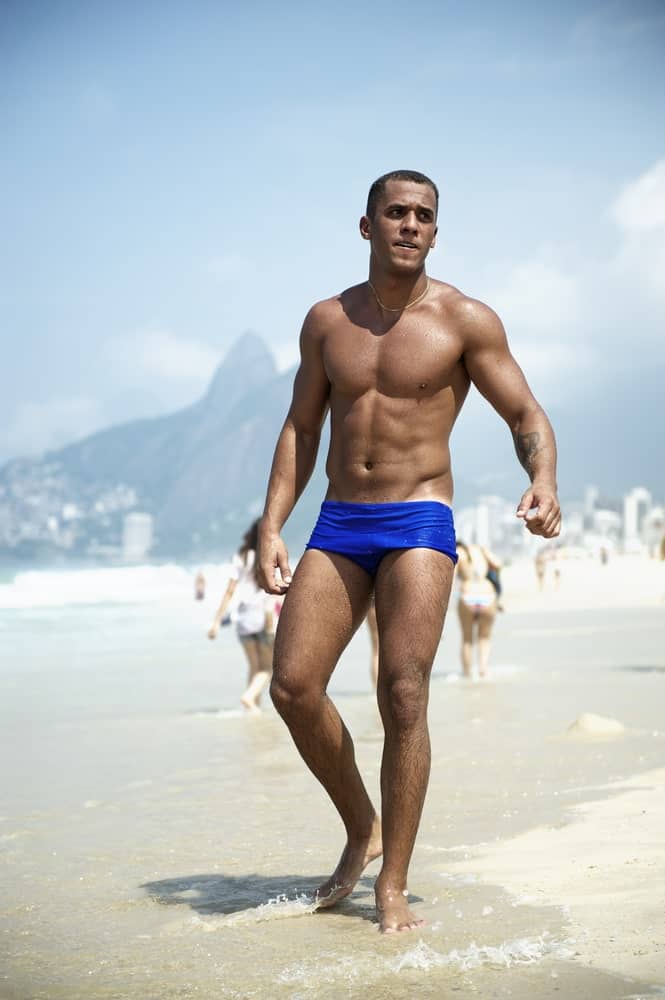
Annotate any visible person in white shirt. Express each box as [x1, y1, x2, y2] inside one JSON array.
[[208, 520, 275, 713]]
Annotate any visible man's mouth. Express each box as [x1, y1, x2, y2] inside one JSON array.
[[394, 241, 418, 249]]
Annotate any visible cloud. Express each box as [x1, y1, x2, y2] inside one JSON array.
[[1, 397, 105, 458], [510, 340, 593, 386], [487, 256, 587, 398], [609, 159, 665, 304], [489, 159, 665, 396], [493, 258, 580, 337], [106, 327, 221, 385], [610, 160, 665, 233], [272, 339, 299, 373], [3, 328, 224, 461]]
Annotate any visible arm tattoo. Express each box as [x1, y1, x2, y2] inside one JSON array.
[[514, 431, 541, 479]]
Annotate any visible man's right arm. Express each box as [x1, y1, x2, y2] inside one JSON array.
[[257, 304, 331, 594]]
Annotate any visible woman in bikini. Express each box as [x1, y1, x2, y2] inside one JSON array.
[[455, 541, 502, 679]]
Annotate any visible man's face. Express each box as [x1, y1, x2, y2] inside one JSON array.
[[360, 179, 438, 273]]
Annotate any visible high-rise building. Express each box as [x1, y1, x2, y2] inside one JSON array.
[[623, 487, 652, 551], [122, 512, 154, 561]]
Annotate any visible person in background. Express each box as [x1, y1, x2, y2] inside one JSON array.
[[194, 570, 206, 601], [485, 552, 504, 611], [208, 520, 275, 714], [366, 599, 379, 689], [456, 541, 502, 679]]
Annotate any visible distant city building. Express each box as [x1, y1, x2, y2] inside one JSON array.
[[623, 487, 652, 551], [122, 512, 154, 561], [454, 482, 664, 560], [455, 494, 538, 557], [641, 504, 665, 555], [583, 485, 599, 529]]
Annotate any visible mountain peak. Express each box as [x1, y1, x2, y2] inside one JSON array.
[[204, 331, 276, 406]]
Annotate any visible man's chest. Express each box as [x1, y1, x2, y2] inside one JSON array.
[[322, 322, 463, 398]]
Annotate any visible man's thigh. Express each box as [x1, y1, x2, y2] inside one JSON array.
[[274, 549, 374, 689], [374, 548, 455, 676]]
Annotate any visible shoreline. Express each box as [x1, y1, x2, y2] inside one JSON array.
[[445, 767, 665, 985], [1, 579, 664, 996]]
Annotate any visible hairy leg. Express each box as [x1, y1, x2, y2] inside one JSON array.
[[374, 548, 454, 932], [270, 550, 381, 906], [477, 605, 497, 678], [457, 599, 475, 677]]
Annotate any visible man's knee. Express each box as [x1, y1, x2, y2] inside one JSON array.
[[379, 666, 430, 729], [270, 666, 320, 719]]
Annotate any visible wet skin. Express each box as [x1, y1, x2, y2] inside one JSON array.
[[258, 178, 560, 932]]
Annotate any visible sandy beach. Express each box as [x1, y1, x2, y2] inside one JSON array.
[[1, 554, 664, 998]]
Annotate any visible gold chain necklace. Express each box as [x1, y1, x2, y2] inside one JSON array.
[[367, 277, 430, 312]]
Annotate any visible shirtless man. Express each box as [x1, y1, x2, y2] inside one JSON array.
[[257, 169, 560, 933]]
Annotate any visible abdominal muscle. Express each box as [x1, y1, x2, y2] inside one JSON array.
[[323, 390, 456, 505]]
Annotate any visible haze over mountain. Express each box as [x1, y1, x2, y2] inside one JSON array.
[[0, 333, 326, 560], [0, 331, 661, 562]]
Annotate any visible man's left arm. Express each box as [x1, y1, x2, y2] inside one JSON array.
[[459, 298, 561, 538]]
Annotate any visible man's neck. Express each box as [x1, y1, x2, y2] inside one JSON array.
[[367, 266, 428, 312]]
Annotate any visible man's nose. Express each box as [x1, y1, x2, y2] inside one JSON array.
[[400, 212, 418, 233]]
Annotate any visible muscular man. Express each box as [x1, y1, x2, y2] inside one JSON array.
[[257, 169, 560, 933]]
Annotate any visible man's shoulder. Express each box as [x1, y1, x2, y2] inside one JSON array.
[[303, 284, 365, 330], [299, 295, 340, 344], [315, 283, 367, 312], [431, 280, 504, 339], [307, 291, 345, 317], [431, 279, 497, 321]]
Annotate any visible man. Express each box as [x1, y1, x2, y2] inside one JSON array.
[[257, 169, 560, 933]]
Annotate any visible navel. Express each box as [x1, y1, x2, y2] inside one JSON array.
[[365, 461, 374, 471], [418, 382, 427, 390]]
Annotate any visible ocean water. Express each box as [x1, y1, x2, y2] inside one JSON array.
[[1, 564, 664, 998]]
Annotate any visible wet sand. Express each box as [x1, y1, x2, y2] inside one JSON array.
[[1, 557, 664, 998]]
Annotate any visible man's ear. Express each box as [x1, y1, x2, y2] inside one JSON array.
[[430, 225, 438, 249], [359, 215, 371, 240]]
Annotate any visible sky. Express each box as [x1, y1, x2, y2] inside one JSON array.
[[1, 0, 664, 496]]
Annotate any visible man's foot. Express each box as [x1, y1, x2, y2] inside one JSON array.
[[313, 817, 382, 908], [375, 883, 425, 933]]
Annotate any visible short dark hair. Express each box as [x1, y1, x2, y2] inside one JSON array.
[[366, 170, 439, 219]]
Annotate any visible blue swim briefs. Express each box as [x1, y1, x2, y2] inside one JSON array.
[[305, 500, 458, 577]]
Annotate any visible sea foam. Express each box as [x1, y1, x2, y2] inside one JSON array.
[[276, 932, 575, 988], [187, 893, 317, 930], [0, 562, 232, 609]]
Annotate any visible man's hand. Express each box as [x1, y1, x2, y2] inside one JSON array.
[[257, 523, 293, 595], [516, 483, 561, 538]]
